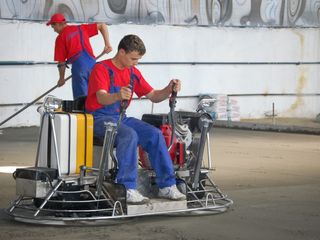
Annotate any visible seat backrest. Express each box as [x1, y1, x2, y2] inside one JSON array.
[[73, 96, 87, 112], [62, 96, 87, 113]]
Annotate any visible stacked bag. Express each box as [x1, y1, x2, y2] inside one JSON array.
[[197, 94, 240, 121]]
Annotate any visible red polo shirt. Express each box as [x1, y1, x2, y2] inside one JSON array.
[[54, 24, 98, 62], [85, 59, 153, 112]]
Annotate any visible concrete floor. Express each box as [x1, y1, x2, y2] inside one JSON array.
[[0, 127, 319, 240]]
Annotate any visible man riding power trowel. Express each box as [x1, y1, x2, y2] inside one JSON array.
[[85, 34, 186, 203]]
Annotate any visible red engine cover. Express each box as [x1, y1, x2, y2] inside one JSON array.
[[160, 124, 177, 160]]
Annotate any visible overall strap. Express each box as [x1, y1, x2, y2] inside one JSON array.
[[78, 25, 86, 51], [129, 67, 140, 91], [129, 68, 134, 90], [65, 26, 86, 64], [101, 63, 115, 87]]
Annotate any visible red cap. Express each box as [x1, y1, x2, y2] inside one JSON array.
[[46, 13, 66, 26]]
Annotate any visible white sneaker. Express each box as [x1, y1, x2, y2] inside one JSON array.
[[158, 185, 186, 200], [126, 189, 149, 204]]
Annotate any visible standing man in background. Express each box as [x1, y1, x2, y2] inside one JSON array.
[[46, 13, 112, 99]]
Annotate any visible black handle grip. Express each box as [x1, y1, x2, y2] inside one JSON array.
[[169, 83, 177, 109], [120, 100, 128, 112]]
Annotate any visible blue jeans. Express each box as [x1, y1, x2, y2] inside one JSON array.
[[93, 115, 176, 189]]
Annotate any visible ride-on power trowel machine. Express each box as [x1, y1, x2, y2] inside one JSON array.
[[6, 90, 233, 225]]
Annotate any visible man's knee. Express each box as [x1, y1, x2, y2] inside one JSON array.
[[146, 126, 165, 146], [117, 127, 138, 145]]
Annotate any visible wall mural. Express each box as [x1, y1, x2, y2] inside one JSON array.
[[0, 0, 319, 27]]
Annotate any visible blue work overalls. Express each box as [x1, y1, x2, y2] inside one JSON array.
[[89, 63, 176, 189], [67, 26, 96, 99]]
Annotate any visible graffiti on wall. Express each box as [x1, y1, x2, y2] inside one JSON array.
[[0, 0, 319, 27]]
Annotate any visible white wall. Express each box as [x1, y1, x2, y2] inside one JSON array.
[[0, 20, 319, 127]]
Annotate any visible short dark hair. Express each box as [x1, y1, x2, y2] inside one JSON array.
[[118, 34, 146, 55]]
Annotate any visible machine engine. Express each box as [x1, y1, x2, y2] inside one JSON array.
[[139, 111, 211, 173]]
